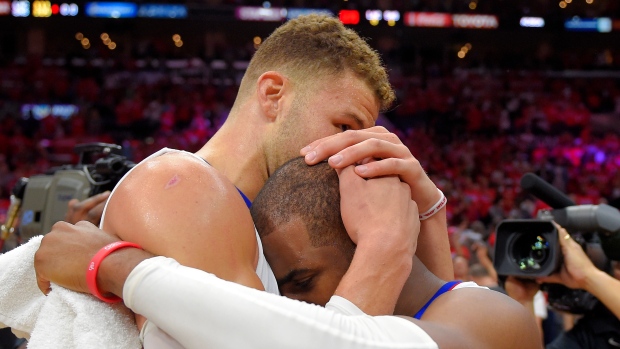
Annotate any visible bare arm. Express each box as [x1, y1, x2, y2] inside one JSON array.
[[101, 152, 263, 290], [36, 227, 439, 349], [581, 270, 620, 320], [36, 152, 264, 295], [472, 242, 498, 282], [335, 165, 418, 315]]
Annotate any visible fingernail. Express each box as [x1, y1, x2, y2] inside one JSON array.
[[305, 151, 316, 162], [329, 154, 342, 165], [356, 165, 367, 174], [301, 145, 312, 155]]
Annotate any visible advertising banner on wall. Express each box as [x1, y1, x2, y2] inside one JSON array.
[[452, 14, 499, 29], [404, 12, 452, 27]]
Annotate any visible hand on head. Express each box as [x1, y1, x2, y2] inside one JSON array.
[[302, 126, 440, 211], [337, 164, 419, 255]]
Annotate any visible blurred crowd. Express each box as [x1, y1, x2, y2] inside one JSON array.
[[1, 42, 620, 259]]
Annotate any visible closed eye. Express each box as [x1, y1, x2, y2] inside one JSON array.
[[291, 276, 315, 292]]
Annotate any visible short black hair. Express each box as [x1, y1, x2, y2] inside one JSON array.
[[251, 157, 355, 257]]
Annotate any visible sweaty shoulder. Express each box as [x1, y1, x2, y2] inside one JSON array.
[[407, 287, 542, 349], [103, 152, 262, 289]]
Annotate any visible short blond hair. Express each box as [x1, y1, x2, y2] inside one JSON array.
[[237, 14, 395, 111]]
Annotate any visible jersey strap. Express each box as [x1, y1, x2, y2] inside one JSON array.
[[237, 188, 252, 208], [413, 280, 462, 320], [199, 155, 251, 209]]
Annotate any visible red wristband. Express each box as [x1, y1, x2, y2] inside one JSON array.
[[86, 241, 142, 303]]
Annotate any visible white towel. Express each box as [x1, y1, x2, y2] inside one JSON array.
[[0, 236, 141, 349]]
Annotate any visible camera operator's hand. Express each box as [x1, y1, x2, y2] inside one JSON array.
[[537, 223, 620, 320], [537, 223, 597, 289], [64, 191, 110, 225]]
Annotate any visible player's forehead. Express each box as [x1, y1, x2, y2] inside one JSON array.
[[262, 217, 311, 260], [309, 71, 379, 126]]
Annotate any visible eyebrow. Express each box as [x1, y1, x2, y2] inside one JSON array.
[[344, 113, 365, 129], [276, 268, 312, 285]]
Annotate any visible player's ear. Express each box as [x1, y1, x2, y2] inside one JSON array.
[[257, 71, 287, 121]]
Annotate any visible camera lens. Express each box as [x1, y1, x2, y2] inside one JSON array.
[[511, 234, 550, 272]]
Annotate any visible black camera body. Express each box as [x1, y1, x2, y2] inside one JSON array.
[[493, 173, 620, 314], [494, 204, 620, 280], [16, 143, 134, 241], [494, 219, 561, 278]]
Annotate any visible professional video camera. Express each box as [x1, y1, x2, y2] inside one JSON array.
[[493, 173, 620, 313], [0, 143, 134, 246]]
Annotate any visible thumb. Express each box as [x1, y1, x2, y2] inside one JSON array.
[[36, 273, 52, 295]]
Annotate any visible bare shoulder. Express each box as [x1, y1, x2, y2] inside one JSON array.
[[411, 287, 542, 349], [114, 151, 230, 199], [103, 151, 259, 281], [105, 152, 241, 230]]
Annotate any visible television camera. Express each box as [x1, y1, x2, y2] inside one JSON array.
[[493, 173, 620, 313], [0, 143, 134, 248]]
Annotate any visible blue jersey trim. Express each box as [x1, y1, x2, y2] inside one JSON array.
[[413, 280, 462, 320], [201, 157, 251, 209], [237, 188, 252, 208]]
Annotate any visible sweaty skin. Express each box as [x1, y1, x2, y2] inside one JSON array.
[[36, 15, 458, 347], [254, 159, 542, 349]]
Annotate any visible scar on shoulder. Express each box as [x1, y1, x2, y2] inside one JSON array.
[[165, 174, 181, 189]]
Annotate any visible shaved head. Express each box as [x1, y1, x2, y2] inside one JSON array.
[[251, 157, 355, 257]]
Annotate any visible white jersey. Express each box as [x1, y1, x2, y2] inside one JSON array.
[[100, 147, 280, 296]]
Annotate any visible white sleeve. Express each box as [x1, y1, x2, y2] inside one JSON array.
[[124, 257, 437, 349], [141, 320, 185, 349]]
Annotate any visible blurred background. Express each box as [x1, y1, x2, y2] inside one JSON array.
[[1, 0, 620, 347], [2, 0, 620, 239]]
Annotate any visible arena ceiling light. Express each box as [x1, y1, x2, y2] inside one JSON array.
[[11, 0, 30, 17], [365, 9, 381, 26], [383, 10, 400, 26]]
